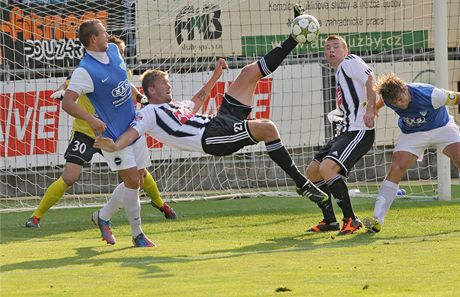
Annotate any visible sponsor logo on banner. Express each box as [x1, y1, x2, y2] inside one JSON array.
[[0, 90, 60, 157], [0, 1, 124, 70], [242, 31, 429, 56], [175, 4, 222, 46]]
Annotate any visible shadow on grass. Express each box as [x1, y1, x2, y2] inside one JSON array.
[[1, 196, 459, 246], [0, 245, 169, 277], [0, 197, 324, 244], [199, 228, 460, 257], [2, 226, 460, 276]]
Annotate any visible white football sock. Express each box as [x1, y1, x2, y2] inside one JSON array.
[[374, 180, 399, 225], [123, 187, 143, 238], [99, 182, 125, 221]]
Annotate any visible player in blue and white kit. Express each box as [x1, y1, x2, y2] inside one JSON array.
[[363, 72, 460, 233], [62, 19, 154, 247]]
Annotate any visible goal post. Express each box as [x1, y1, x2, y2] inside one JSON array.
[[1, 0, 459, 211], [434, 0, 451, 200]]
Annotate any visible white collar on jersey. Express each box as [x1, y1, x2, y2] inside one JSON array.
[[86, 49, 110, 64]]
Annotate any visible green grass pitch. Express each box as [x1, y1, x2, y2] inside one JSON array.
[[1, 188, 460, 296]]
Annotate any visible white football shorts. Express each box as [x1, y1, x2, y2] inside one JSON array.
[[102, 135, 151, 171], [395, 118, 460, 161]]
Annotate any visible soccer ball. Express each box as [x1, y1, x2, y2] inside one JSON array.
[[290, 14, 320, 44]]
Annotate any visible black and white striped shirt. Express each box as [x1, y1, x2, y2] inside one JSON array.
[[131, 100, 213, 152], [335, 54, 374, 132]]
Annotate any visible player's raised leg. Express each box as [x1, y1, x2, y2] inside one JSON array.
[[227, 36, 299, 106], [226, 5, 303, 106]]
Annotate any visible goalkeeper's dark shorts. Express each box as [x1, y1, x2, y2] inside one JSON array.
[[64, 131, 102, 166], [314, 129, 375, 177], [202, 93, 258, 156]]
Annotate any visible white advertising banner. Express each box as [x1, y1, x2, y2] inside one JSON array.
[[136, 0, 459, 59]]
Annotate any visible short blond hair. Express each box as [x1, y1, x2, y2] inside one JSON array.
[[141, 69, 168, 98], [325, 35, 348, 49], [373, 73, 406, 104], [108, 35, 125, 47]]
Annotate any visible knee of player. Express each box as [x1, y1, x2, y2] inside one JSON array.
[[388, 162, 407, 176], [250, 120, 279, 142], [239, 63, 260, 81], [453, 159, 460, 170], [306, 161, 320, 181], [123, 175, 141, 189], [261, 120, 279, 139], [61, 175, 79, 186], [450, 153, 460, 170], [318, 159, 339, 178]]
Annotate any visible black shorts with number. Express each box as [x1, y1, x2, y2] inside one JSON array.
[[202, 94, 258, 156], [64, 131, 102, 166], [314, 129, 375, 177]]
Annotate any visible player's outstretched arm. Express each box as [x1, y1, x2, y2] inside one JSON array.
[[94, 127, 140, 152], [191, 58, 228, 113]]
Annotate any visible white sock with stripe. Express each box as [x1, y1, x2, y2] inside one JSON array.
[[374, 179, 399, 225]]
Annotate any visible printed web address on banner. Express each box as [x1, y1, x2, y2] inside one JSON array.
[[242, 30, 428, 55]]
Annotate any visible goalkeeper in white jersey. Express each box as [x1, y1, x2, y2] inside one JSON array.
[[95, 12, 329, 204], [363, 73, 460, 233]]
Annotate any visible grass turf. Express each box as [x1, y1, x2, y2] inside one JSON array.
[[1, 192, 460, 296]]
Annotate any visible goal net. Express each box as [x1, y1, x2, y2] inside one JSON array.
[[1, 0, 459, 211]]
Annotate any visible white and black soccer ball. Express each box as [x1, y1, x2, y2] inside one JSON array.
[[290, 14, 320, 44]]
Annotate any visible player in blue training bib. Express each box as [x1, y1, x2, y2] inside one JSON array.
[[384, 82, 450, 133], [362, 73, 460, 233], [79, 43, 134, 141], [62, 19, 155, 247]]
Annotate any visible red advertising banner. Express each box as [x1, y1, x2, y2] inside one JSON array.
[[0, 90, 60, 157], [199, 78, 272, 118], [0, 75, 274, 167]]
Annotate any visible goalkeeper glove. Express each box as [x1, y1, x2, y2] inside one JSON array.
[[136, 93, 149, 106], [50, 89, 66, 101], [327, 109, 344, 123]]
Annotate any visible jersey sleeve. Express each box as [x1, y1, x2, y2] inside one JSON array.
[[342, 56, 372, 85], [131, 106, 156, 136], [431, 87, 458, 109], [67, 67, 94, 95]]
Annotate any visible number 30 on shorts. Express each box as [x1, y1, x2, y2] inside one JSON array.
[[71, 140, 87, 154]]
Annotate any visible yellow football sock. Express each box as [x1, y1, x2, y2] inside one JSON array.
[[143, 171, 164, 208], [32, 177, 70, 218]]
